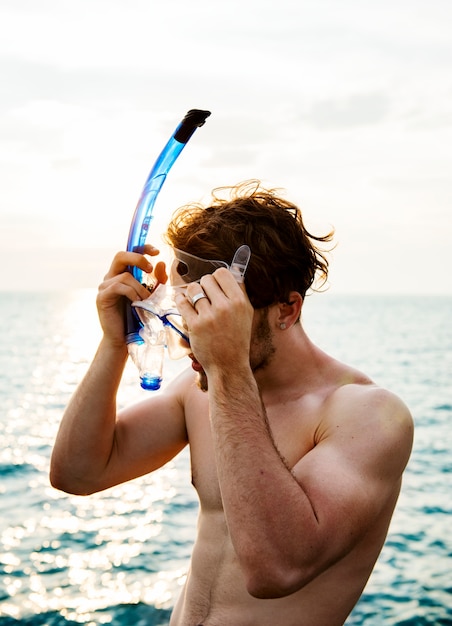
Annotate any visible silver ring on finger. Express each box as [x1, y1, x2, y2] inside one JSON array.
[[190, 292, 208, 308]]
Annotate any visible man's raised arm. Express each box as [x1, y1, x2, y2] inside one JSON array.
[[50, 246, 187, 495]]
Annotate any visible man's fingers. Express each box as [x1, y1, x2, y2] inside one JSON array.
[[105, 251, 154, 280], [131, 244, 160, 256], [99, 271, 150, 302], [175, 292, 191, 313], [154, 261, 168, 285]]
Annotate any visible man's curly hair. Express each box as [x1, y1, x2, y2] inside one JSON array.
[[165, 180, 334, 309]]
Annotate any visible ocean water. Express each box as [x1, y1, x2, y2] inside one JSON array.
[[0, 290, 450, 625]]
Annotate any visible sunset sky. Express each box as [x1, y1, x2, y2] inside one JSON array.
[[1, 0, 451, 293]]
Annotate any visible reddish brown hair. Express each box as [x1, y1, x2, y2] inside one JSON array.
[[165, 181, 334, 308]]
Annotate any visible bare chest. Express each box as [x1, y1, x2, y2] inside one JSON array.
[[185, 392, 322, 510]]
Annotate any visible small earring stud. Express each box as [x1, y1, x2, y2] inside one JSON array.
[[280, 323, 287, 330]]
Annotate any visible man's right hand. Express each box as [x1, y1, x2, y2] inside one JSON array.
[[96, 244, 167, 347]]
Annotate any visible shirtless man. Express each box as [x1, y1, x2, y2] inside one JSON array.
[[50, 181, 413, 625]]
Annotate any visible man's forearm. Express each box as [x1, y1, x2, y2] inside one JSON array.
[[50, 338, 129, 495], [208, 368, 319, 597]]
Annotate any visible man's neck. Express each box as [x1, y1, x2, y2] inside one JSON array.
[[254, 325, 326, 398]]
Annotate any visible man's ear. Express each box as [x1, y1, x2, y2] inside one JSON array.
[[276, 292, 303, 330]]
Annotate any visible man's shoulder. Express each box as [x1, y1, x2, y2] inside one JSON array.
[[330, 379, 411, 422], [166, 366, 207, 408], [319, 355, 410, 426], [322, 380, 414, 476]]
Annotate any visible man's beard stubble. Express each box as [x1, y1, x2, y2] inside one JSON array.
[[196, 309, 275, 393]]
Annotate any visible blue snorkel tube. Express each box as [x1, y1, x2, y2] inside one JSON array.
[[125, 109, 211, 390]]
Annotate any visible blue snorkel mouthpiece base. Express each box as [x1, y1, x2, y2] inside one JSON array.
[[140, 375, 163, 391]]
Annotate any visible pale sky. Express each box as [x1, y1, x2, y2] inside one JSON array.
[[1, 0, 451, 294]]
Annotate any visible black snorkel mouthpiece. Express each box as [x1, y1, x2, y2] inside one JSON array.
[[174, 109, 211, 143]]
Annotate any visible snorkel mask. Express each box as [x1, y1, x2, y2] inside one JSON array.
[[132, 244, 251, 386], [124, 109, 211, 390]]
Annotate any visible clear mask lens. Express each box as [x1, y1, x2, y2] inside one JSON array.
[[171, 248, 229, 285], [133, 285, 190, 360]]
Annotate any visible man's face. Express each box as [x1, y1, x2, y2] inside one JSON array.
[[169, 246, 266, 392]]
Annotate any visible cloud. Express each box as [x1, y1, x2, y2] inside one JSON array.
[[302, 93, 390, 130]]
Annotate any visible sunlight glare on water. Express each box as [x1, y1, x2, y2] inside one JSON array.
[[0, 290, 192, 623]]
